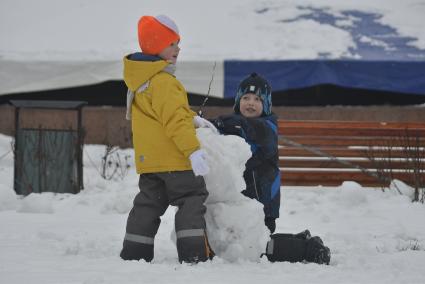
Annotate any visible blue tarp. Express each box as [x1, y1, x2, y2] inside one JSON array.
[[223, 8, 425, 99], [223, 60, 425, 98]]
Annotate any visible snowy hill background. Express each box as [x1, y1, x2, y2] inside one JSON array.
[[2, 0, 425, 61], [1, 0, 425, 97]]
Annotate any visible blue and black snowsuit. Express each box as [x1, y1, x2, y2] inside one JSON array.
[[213, 113, 281, 229]]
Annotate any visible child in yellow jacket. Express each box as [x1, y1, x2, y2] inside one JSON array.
[[120, 15, 216, 263]]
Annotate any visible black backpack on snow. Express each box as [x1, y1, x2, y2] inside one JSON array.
[[262, 230, 331, 265]]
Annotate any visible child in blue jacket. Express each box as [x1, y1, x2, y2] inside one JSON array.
[[213, 73, 281, 233]]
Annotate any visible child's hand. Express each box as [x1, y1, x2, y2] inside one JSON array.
[[193, 116, 218, 133], [189, 149, 210, 176], [214, 115, 245, 137]]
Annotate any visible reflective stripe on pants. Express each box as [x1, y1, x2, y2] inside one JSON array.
[[124, 233, 154, 245], [176, 229, 205, 239]]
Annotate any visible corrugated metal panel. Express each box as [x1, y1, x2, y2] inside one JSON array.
[[15, 129, 78, 194]]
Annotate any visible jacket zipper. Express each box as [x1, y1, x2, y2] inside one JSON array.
[[252, 170, 260, 200]]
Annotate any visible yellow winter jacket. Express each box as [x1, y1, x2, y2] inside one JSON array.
[[123, 55, 200, 174]]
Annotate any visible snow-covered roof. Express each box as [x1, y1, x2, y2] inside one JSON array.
[[1, 0, 425, 97]]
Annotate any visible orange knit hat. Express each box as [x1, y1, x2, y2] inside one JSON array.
[[137, 15, 180, 55]]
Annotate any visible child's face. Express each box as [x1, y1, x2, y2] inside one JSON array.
[[239, 93, 263, 118], [158, 40, 180, 64]]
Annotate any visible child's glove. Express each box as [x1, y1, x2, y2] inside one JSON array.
[[193, 116, 218, 133], [189, 149, 210, 176], [214, 115, 246, 137]]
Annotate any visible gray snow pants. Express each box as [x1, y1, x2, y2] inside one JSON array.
[[120, 170, 212, 263]]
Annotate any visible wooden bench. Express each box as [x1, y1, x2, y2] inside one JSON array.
[[278, 120, 425, 187]]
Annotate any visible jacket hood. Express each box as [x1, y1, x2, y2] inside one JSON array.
[[123, 53, 169, 92]]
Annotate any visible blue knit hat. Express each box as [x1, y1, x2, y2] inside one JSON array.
[[233, 72, 272, 116]]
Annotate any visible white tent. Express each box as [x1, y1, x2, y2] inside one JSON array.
[[1, 0, 424, 99]]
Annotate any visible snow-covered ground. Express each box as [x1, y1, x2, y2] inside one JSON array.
[[1, 0, 425, 282], [1, 131, 425, 284]]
